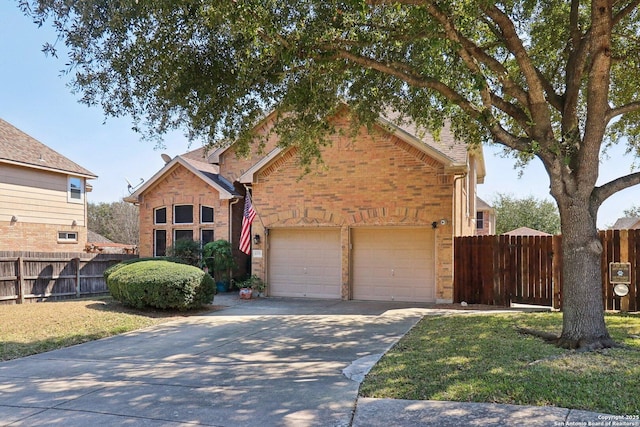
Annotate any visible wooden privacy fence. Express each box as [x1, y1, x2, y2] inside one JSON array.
[[454, 230, 640, 311], [0, 251, 137, 304]]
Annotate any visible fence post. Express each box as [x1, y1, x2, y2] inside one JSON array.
[[75, 257, 81, 298], [620, 230, 630, 312], [552, 235, 562, 310], [17, 257, 25, 304]]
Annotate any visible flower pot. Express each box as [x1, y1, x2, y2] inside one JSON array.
[[239, 288, 252, 299], [216, 281, 230, 293]]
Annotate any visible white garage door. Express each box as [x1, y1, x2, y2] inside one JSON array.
[[352, 228, 435, 302], [268, 228, 341, 299]]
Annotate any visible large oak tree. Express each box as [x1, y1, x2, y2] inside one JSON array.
[[21, 0, 640, 349]]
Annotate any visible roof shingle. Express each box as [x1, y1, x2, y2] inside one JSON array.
[[0, 118, 96, 178]]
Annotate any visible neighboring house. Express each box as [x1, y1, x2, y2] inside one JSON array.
[[475, 197, 496, 236], [610, 217, 640, 230], [126, 107, 486, 303], [503, 226, 552, 236], [86, 230, 137, 254], [0, 119, 97, 252]]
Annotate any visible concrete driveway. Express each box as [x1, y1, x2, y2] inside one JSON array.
[[0, 295, 443, 426]]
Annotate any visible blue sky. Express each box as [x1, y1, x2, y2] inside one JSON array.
[[1, 2, 638, 228]]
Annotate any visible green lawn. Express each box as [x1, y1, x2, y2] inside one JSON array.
[[0, 297, 211, 361], [359, 312, 640, 415]]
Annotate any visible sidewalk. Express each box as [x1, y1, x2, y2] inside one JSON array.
[[352, 398, 622, 427]]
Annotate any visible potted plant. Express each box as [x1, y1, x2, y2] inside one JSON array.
[[202, 240, 236, 292], [237, 275, 267, 299]]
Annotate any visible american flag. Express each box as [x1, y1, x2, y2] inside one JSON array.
[[239, 193, 256, 254]]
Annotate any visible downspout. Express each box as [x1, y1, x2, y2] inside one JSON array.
[[453, 173, 467, 236], [447, 172, 467, 303]]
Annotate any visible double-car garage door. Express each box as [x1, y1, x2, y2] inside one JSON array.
[[268, 227, 435, 302]]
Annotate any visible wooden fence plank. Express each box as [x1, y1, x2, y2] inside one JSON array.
[[454, 231, 640, 310], [0, 253, 137, 304]]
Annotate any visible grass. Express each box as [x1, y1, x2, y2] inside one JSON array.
[[360, 311, 640, 415], [0, 296, 213, 361]]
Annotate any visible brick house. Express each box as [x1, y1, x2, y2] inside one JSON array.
[[0, 119, 97, 252], [126, 108, 486, 303], [475, 196, 496, 236]]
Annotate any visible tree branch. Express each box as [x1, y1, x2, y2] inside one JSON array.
[[331, 48, 532, 153], [482, 4, 554, 142], [333, 49, 477, 113], [613, 0, 640, 26], [593, 171, 640, 205], [606, 101, 640, 122]]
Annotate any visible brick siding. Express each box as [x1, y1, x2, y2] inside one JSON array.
[[0, 222, 87, 252], [249, 115, 460, 301], [137, 164, 229, 257]]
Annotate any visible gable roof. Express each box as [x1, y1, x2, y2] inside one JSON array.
[[503, 226, 552, 236], [0, 118, 96, 178], [611, 217, 640, 230], [87, 230, 115, 244], [239, 114, 480, 184], [123, 154, 240, 203], [476, 197, 493, 212]]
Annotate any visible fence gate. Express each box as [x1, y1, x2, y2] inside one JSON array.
[[453, 234, 560, 308], [455, 230, 640, 311]]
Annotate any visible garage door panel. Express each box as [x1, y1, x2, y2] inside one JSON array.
[[352, 228, 435, 302], [268, 229, 341, 299]]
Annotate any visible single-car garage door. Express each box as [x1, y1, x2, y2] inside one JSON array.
[[268, 228, 341, 299], [352, 228, 435, 302]]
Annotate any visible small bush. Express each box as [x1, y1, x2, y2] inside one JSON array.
[[106, 260, 215, 310]]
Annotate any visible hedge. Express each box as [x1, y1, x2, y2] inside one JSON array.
[[103, 256, 185, 280], [106, 260, 215, 310]]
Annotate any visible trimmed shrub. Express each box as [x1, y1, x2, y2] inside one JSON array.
[[106, 260, 215, 310], [103, 256, 185, 280]]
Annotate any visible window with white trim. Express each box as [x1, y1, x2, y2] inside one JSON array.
[[174, 229, 193, 242], [154, 230, 167, 256], [174, 205, 193, 224], [68, 177, 83, 203], [476, 211, 484, 229], [58, 231, 78, 242], [154, 207, 167, 224], [201, 229, 214, 245], [201, 206, 214, 224]]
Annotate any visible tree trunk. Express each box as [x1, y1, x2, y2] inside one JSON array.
[[555, 198, 616, 350]]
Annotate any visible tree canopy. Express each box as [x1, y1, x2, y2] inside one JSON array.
[[493, 193, 561, 235], [88, 201, 139, 245], [21, 0, 640, 348], [623, 204, 640, 217]]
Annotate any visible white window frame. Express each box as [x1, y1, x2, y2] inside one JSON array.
[[58, 231, 78, 242], [476, 211, 485, 229], [174, 229, 194, 242], [201, 229, 214, 245], [154, 207, 167, 225], [68, 177, 84, 203], [200, 205, 214, 224], [173, 204, 194, 224], [154, 229, 167, 257]]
